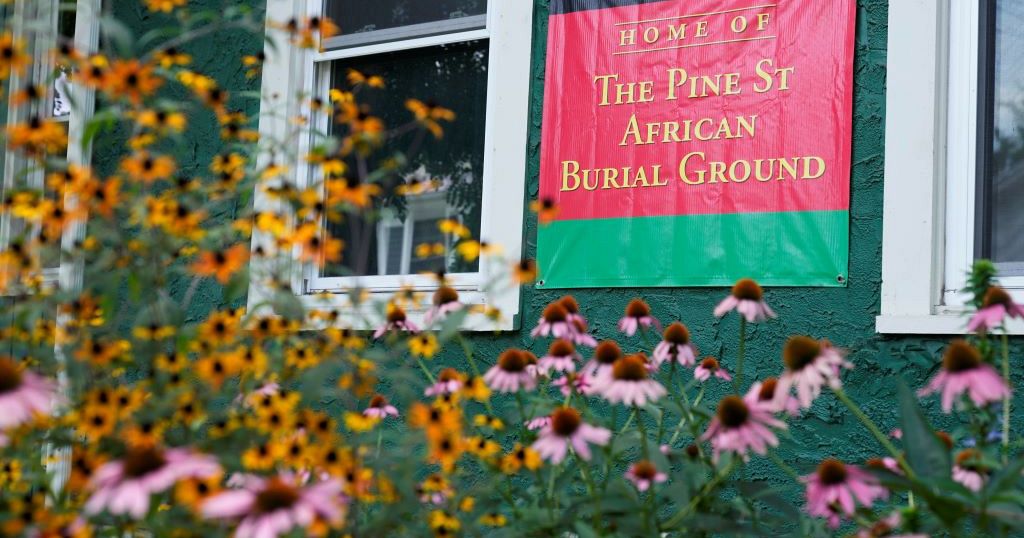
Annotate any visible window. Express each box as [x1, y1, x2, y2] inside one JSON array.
[[0, 0, 99, 290], [249, 1, 533, 330], [879, 0, 1024, 333]]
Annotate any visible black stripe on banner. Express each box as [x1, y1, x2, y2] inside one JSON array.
[[550, 0, 674, 16]]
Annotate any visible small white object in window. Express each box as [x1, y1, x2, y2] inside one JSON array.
[[53, 71, 71, 117]]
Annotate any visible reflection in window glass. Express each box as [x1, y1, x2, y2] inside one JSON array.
[[324, 0, 486, 35], [324, 40, 488, 277], [989, 0, 1024, 265]]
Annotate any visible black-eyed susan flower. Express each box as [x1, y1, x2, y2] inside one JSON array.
[[500, 444, 542, 474], [73, 338, 130, 366], [346, 68, 384, 88], [479, 512, 507, 527], [6, 117, 68, 156], [0, 33, 29, 79], [408, 333, 439, 360], [105, 60, 163, 104], [512, 258, 538, 284], [121, 152, 176, 183], [465, 436, 500, 460], [191, 244, 249, 284], [154, 46, 191, 68], [242, 51, 265, 78], [145, 0, 186, 12], [132, 322, 176, 341], [343, 411, 378, 433], [406, 98, 455, 139], [530, 197, 559, 224]]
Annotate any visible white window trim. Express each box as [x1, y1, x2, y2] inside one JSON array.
[[0, 0, 99, 291], [877, 0, 1024, 335], [248, 0, 533, 331]]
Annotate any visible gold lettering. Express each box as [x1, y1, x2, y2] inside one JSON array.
[[667, 23, 686, 40], [643, 27, 659, 44], [593, 74, 618, 106], [561, 161, 581, 191], [602, 168, 622, 189], [679, 152, 706, 185], [619, 29, 636, 46], [666, 68, 687, 100], [619, 114, 644, 146], [730, 15, 748, 33], [803, 156, 826, 179], [757, 13, 771, 31], [695, 20, 708, 37]]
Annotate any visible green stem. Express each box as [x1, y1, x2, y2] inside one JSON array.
[[662, 459, 739, 529], [767, 451, 800, 481], [834, 387, 915, 479], [618, 408, 637, 434], [580, 463, 601, 532], [416, 357, 435, 383], [636, 405, 650, 458], [733, 318, 748, 393], [1001, 330, 1011, 461]]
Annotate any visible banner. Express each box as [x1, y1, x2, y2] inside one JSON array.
[[536, 0, 856, 288]]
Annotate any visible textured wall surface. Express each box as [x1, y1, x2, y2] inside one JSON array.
[[97, 0, 1022, 504], [92, 0, 266, 321], [467, 0, 1022, 489]]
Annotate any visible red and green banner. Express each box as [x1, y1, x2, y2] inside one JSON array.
[[537, 0, 856, 288]]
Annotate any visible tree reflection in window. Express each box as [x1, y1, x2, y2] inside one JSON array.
[[324, 0, 486, 35], [324, 40, 488, 277]]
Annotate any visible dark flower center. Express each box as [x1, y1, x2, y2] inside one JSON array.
[[685, 444, 700, 459], [433, 286, 459, 306], [982, 286, 1013, 309], [700, 357, 720, 371], [955, 449, 986, 472], [612, 354, 649, 381], [943, 340, 981, 373], [758, 378, 779, 401], [731, 278, 763, 300], [716, 396, 749, 428], [663, 322, 690, 344], [594, 341, 622, 365], [550, 408, 581, 436], [558, 295, 580, 314], [498, 350, 527, 373], [816, 459, 848, 485], [386, 306, 407, 323], [632, 460, 658, 480], [625, 299, 650, 318], [255, 480, 300, 513], [547, 339, 575, 358], [542, 303, 568, 323], [437, 368, 460, 382], [518, 259, 535, 272], [783, 336, 821, 371], [0, 358, 24, 393], [369, 395, 387, 408], [122, 447, 167, 478]]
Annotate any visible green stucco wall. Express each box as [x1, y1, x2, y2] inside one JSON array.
[[97, 0, 1020, 512], [500, 0, 1020, 490]]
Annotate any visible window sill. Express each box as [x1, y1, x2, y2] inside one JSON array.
[[875, 314, 1024, 335], [296, 290, 519, 332]]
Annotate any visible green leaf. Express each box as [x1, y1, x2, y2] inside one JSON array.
[[984, 456, 1024, 497], [222, 268, 249, 303], [898, 381, 950, 479]]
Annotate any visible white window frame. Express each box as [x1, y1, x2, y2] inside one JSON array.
[[878, 0, 1024, 334], [248, 0, 532, 331], [0, 0, 99, 289]]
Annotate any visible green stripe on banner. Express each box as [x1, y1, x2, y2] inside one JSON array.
[[536, 210, 849, 288]]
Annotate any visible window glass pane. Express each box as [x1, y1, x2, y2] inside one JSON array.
[[409, 216, 446, 274], [324, 0, 486, 35], [323, 40, 488, 278], [988, 0, 1024, 265]]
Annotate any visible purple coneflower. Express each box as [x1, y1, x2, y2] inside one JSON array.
[[596, 354, 666, 406], [624, 460, 667, 492], [538, 339, 580, 375], [0, 357, 59, 430], [569, 317, 598, 348], [558, 295, 584, 324], [86, 446, 221, 519], [424, 368, 465, 397], [553, 371, 594, 397], [967, 286, 1024, 333], [525, 416, 550, 431], [803, 459, 887, 528], [531, 407, 610, 464], [424, 286, 463, 326], [918, 340, 1010, 412], [373, 305, 419, 338], [618, 299, 659, 336], [749, 377, 800, 416], [701, 394, 786, 460], [202, 474, 345, 538], [694, 357, 732, 383], [952, 449, 986, 491], [582, 340, 622, 378], [483, 349, 537, 393], [530, 301, 573, 339], [774, 336, 852, 409], [363, 394, 399, 419], [714, 278, 776, 322], [652, 322, 697, 367]]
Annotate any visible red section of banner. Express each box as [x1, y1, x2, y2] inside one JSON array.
[[539, 0, 856, 221]]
